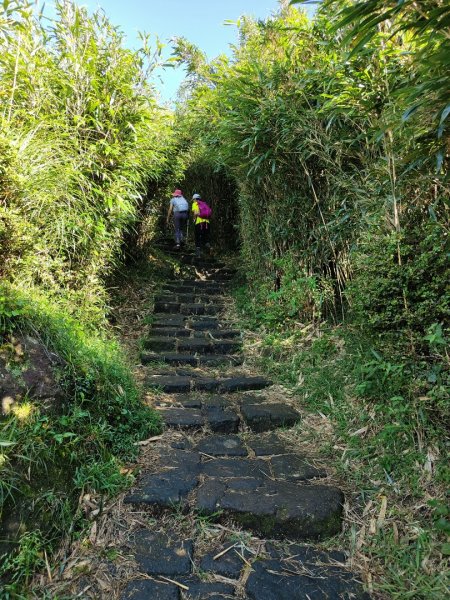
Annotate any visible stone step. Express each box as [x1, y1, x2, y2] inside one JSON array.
[[166, 279, 226, 287], [153, 301, 181, 313], [143, 337, 178, 352], [164, 279, 226, 288], [152, 315, 187, 327], [156, 408, 240, 433], [154, 302, 222, 315], [150, 327, 191, 338], [141, 352, 243, 367], [124, 446, 340, 542], [245, 557, 370, 600], [121, 543, 368, 599], [150, 315, 227, 330], [189, 318, 220, 330], [143, 337, 241, 355], [219, 376, 272, 392], [240, 402, 301, 432], [149, 327, 240, 340], [155, 293, 225, 304], [147, 375, 272, 394], [196, 478, 343, 540], [180, 303, 222, 316], [177, 338, 241, 354], [157, 395, 301, 434], [163, 285, 224, 295]]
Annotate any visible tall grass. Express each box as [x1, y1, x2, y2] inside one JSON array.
[[173, 3, 449, 596], [0, 0, 175, 323], [0, 1, 171, 592]]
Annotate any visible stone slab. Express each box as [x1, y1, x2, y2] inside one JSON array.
[[196, 435, 247, 457], [177, 339, 212, 354], [142, 353, 198, 366], [219, 377, 272, 393], [196, 479, 227, 513], [180, 303, 205, 315], [177, 395, 202, 409], [176, 294, 195, 303], [148, 377, 191, 393], [199, 355, 243, 367], [124, 469, 198, 508], [201, 396, 230, 411], [162, 447, 200, 468], [151, 328, 191, 338], [192, 378, 220, 392], [200, 329, 240, 339], [270, 455, 326, 481], [199, 543, 251, 579], [154, 295, 173, 304], [241, 403, 301, 432], [246, 560, 370, 600], [132, 530, 192, 576], [206, 409, 240, 434], [180, 578, 235, 600], [246, 433, 291, 456], [201, 457, 268, 479], [189, 319, 219, 331], [210, 340, 242, 354], [265, 542, 346, 565], [143, 338, 177, 352], [152, 316, 187, 327], [158, 407, 204, 429], [195, 479, 344, 540], [154, 302, 181, 313]]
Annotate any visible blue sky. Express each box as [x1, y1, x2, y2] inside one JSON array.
[[45, 1, 316, 104]]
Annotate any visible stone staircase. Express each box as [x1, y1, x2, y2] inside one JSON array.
[[120, 244, 370, 600]]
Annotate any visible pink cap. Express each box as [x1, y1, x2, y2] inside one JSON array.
[[172, 189, 182, 196]]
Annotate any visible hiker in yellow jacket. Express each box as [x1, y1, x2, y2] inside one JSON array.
[[191, 193, 211, 258]]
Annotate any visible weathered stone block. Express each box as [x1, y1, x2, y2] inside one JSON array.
[[158, 407, 204, 429], [132, 530, 192, 576], [270, 455, 326, 481], [219, 377, 272, 393], [196, 435, 247, 457], [241, 403, 300, 432], [179, 578, 235, 600], [148, 376, 191, 393], [143, 337, 177, 352], [246, 559, 370, 600]]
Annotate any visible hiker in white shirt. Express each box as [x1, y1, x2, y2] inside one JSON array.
[[167, 189, 189, 249]]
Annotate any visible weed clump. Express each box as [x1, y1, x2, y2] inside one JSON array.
[[0, 284, 161, 593]]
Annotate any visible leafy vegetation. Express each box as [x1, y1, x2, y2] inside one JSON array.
[[0, 0, 170, 593], [0, 0, 174, 321], [173, 2, 449, 596], [0, 284, 161, 595], [1, 0, 448, 596]]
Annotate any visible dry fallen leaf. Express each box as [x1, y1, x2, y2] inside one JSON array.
[[377, 496, 387, 530], [349, 426, 368, 437]]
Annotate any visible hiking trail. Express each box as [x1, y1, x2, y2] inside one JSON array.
[[89, 240, 371, 600]]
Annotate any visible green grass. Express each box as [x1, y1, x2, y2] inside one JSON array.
[[234, 285, 449, 599], [0, 282, 161, 595]]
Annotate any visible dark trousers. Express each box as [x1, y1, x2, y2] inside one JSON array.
[[195, 222, 210, 249], [173, 211, 188, 244]]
